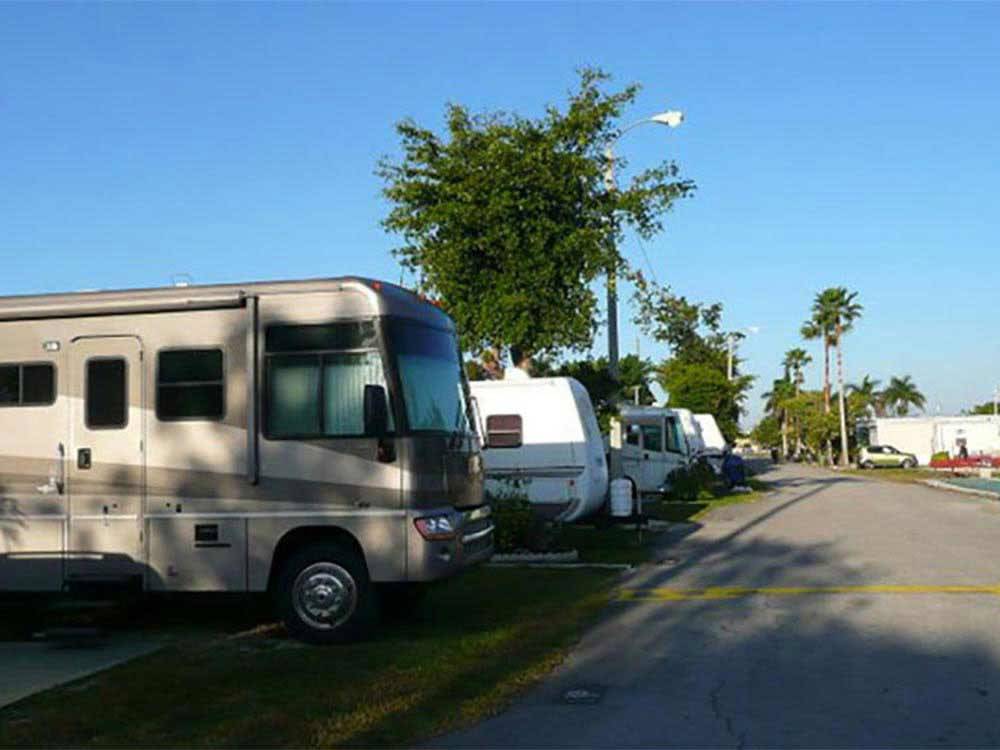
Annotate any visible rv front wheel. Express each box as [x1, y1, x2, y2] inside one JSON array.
[[274, 542, 375, 644]]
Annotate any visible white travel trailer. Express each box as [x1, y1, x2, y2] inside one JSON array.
[[680, 413, 728, 472], [469, 377, 608, 522], [0, 277, 493, 642], [609, 406, 691, 503]]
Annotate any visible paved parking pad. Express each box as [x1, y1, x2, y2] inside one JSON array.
[[0, 638, 161, 709]]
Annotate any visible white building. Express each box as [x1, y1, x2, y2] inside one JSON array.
[[861, 415, 1000, 465]]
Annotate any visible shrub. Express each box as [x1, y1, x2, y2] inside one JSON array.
[[487, 481, 556, 553], [666, 459, 721, 501], [931, 451, 950, 464]]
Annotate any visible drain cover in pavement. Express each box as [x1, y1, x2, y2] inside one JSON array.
[[559, 685, 606, 705]]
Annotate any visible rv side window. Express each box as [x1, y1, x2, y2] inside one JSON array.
[[0, 363, 56, 407], [641, 424, 664, 452], [486, 414, 522, 448], [264, 323, 393, 439], [626, 424, 641, 446], [665, 417, 683, 453], [157, 349, 225, 421], [86, 358, 127, 429]]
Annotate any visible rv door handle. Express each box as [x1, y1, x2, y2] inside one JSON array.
[[77, 448, 92, 470]]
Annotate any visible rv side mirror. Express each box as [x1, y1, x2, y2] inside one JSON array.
[[363, 384, 390, 438]]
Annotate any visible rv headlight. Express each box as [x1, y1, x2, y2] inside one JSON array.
[[414, 515, 457, 541]]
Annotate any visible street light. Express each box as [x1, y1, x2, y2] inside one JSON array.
[[604, 109, 685, 380], [727, 326, 760, 381]]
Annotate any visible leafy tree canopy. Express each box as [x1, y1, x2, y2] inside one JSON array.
[[631, 274, 753, 440], [378, 68, 695, 362]]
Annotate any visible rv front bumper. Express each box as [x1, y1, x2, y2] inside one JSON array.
[[406, 504, 494, 581]]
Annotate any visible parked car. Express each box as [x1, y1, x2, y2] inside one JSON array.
[[859, 445, 918, 469]]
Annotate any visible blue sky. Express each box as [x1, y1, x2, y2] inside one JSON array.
[[2, 2, 998, 423]]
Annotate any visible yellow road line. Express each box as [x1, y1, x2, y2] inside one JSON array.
[[616, 584, 1000, 602]]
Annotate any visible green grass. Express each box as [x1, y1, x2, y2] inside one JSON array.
[[842, 467, 943, 484], [644, 478, 771, 524], [0, 567, 615, 748], [553, 523, 658, 565]]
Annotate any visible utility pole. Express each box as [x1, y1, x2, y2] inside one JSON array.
[[603, 110, 684, 381]]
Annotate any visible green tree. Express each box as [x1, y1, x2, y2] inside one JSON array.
[[378, 68, 695, 368], [967, 401, 998, 416], [848, 375, 883, 417], [762, 377, 796, 458], [656, 360, 750, 442], [882, 375, 926, 416], [632, 275, 753, 440], [802, 287, 862, 465], [751, 415, 783, 450], [782, 347, 812, 454]]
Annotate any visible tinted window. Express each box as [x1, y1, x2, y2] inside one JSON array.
[[86, 358, 127, 429], [487, 414, 522, 448], [157, 349, 224, 421], [0, 366, 19, 404], [641, 424, 663, 452], [22, 365, 55, 405], [626, 424, 641, 446], [390, 320, 469, 434], [0, 363, 56, 406], [665, 417, 684, 453], [264, 325, 392, 439], [266, 322, 377, 353]]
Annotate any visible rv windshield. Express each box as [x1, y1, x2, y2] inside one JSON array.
[[390, 319, 471, 435]]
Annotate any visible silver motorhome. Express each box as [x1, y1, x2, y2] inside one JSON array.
[[0, 277, 492, 642]]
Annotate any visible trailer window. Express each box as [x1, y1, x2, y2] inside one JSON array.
[[264, 324, 393, 439], [665, 417, 684, 454], [0, 363, 56, 407], [641, 424, 663, 452], [486, 414, 522, 448], [626, 424, 641, 446], [156, 349, 225, 421], [86, 358, 127, 429]]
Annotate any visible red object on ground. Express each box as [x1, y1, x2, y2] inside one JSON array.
[[930, 455, 1000, 469]]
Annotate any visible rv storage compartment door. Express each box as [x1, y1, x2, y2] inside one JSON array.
[[148, 517, 247, 591]]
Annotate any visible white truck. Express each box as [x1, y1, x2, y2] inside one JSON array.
[[609, 405, 691, 507]]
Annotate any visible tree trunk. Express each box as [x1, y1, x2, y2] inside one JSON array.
[[823, 340, 833, 465], [836, 331, 850, 467], [781, 409, 789, 459]]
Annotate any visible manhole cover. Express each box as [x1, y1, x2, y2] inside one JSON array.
[[559, 684, 606, 705]]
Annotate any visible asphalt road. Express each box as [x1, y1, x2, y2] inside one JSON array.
[[439, 464, 1000, 748]]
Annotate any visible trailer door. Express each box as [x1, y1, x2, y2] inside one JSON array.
[[66, 337, 145, 585]]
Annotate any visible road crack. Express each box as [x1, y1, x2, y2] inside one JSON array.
[[709, 679, 748, 749]]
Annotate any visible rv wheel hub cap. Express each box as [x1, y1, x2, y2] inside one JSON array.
[[293, 563, 357, 630]]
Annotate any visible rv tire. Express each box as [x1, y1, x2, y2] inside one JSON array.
[[274, 542, 376, 644]]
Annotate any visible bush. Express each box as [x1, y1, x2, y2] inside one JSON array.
[[487, 482, 556, 553], [666, 459, 721, 502], [931, 451, 950, 464]]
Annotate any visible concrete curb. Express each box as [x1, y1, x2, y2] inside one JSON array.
[[486, 561, 633, 571], [922, 479, 1000, 500], [491, 550, 580, 564]]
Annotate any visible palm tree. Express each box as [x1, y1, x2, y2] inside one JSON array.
[[883, 375, 926, 416], [763, 377, 796, 459], [782, 348, 812, 455], [802, 306, 836, 464], [805, 288, 862, 466], [848, 375, 883, 417]]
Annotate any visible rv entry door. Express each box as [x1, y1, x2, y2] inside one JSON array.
[[66, 337, 145, 586]]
